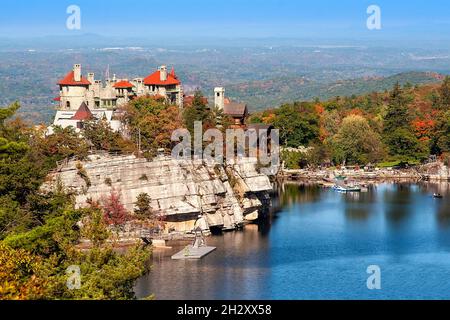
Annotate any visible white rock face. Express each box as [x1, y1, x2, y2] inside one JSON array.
[[42, 154, 272, 233]]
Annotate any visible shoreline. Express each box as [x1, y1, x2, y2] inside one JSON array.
[[279, 168, 450, 182]]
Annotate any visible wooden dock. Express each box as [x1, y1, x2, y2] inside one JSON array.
[[171, 245, 216, 260]]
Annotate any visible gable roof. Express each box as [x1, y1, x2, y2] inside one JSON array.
[[143, 69, 180, 86], [113, 80, 134, 88], [58, 70, 91, 86], [223, 102, 248, 117], [71, 102, 93, 121]]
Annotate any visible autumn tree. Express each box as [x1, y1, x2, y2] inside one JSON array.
[[124, 96, 183, 157], [101, 191, 128, 226]]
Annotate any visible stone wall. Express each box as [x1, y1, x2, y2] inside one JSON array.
[[41, 154, 272, 233]]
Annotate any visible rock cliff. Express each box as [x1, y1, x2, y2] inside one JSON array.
[[41, 153, 272, 233]]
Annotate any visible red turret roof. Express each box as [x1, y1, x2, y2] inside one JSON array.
[[113, 80, 134, 88], [58, 71, 91, 86], [143, 69, 180, 86], [71, 102, 93, 121]]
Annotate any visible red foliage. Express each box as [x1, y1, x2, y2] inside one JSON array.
[[412, 118, 436, 139], [101, 190, 128, 225]]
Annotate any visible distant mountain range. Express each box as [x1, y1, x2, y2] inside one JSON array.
[[227, 71, 445, 111]]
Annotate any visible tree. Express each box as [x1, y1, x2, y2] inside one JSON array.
[[124, 96, 183, 156], [332, 115, 384, 165], [101, 191, 128, 226], [431, 110, 450, 154], [183, 90, 215, 135], [83, 118, 132, 152], [134, 193, 153, 219], [272, 102, 319, 148], [383, 83, 422, 159], [440, 76, 450, 109], [0, 102, 152, 300], [383, 82, 410, 134], [0, 242, 49, 299]]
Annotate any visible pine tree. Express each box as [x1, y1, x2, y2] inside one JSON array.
[[134, 193, 153, 219], [439, 76, 450, 109], [383, 83, 422, 159]]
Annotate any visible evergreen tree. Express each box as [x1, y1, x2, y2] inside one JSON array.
[[134, 193, 153, 219], [383, 83, 422, 159], [440, 76, 450, 109], [182, 90, 214, 135]]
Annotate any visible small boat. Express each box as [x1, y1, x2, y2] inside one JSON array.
[[333, 185, 361, 193], [433, 193, 443, 199]]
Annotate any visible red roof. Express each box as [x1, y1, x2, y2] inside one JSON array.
[[53, 96, 61, 101], [58, 71, 91, 86], [183, 95, 208, 106], [113, 80, 134, 88], [143, 69, 180, 86], [71, 102, 93, 121]]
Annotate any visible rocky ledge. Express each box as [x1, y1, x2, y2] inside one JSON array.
[[41, 153, 273, 233]]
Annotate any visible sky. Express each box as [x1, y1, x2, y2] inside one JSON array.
[[0, 0, 449, 41]]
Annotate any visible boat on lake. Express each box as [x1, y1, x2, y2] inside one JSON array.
[[333, 184, 361, 192]]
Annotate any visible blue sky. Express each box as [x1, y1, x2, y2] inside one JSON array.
[[0, 0, 449, 40]]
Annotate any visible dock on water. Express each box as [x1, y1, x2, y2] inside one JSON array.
[[171, 245, 216, 260]]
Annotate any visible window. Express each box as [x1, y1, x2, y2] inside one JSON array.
[[66, 101, 70, 108]]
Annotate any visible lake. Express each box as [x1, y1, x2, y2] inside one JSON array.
[[134, 181, 450, 300]]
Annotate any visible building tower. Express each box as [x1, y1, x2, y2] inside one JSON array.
[[159, 65, 167, 81], [214, 87, 225, 110]]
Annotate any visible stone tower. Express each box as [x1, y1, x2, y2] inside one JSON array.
[[214, 87, 225, 110], [73, 64, 81, 82]]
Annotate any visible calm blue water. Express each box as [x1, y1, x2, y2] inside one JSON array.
[[135, 182, 450, 300]]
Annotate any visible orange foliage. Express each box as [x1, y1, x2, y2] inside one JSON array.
[[412, 118, 436, 139], [315, 104, 325, 115]]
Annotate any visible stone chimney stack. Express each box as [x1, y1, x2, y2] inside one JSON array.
[[87, 72, 95, 84], [159, 65, 167, 81], [73, 64, 81, 82], [214, 87, 225, 110]]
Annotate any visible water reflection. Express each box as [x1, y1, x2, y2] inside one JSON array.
[[135, 181, 450, 300]]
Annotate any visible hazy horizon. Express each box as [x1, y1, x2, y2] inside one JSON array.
[[1, 0, 450, 44]]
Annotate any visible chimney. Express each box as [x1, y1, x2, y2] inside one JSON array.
[[73, 64, 81, 82], [159, 65, 167, 81], [214, 87, 225, 110], [87, 72, 95, 84]]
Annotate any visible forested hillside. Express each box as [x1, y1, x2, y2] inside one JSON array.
[[249, 78, 450, 168]]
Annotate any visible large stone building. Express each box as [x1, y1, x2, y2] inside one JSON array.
[[50, 64, 183, 133]]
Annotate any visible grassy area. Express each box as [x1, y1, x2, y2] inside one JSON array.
[[377, 159, 421, 168]]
